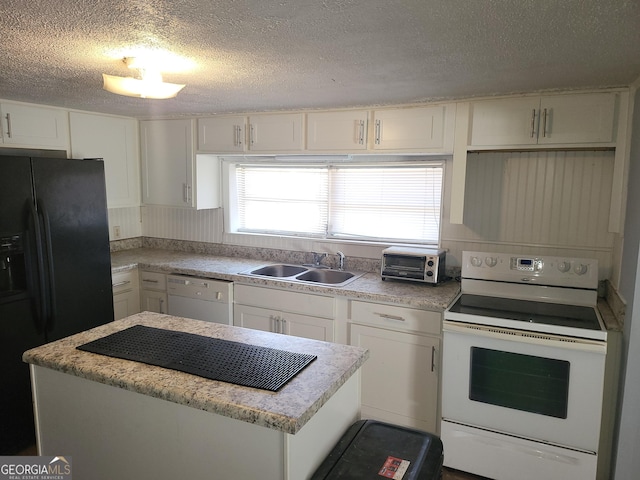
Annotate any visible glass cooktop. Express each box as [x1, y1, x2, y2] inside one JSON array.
[[448, 294, 602, 332]]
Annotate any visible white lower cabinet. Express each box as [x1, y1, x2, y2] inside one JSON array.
[[139, 271, 167, 314], [112, 270, 140, 320], [348, 300, 441, 433], [233, 284, 335, 342]]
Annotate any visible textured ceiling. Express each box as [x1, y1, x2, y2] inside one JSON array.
[[1, 0, 639, 119]]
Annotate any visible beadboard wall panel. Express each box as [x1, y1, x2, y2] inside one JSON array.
[[108, 206, 142, 240], [441, 150, 616, 277], [141, 205, 222, 243]]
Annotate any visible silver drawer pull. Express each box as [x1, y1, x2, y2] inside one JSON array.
[[112, 280, 131, 288], [143, 279, 159, 283], [374, 312, 405, 321]]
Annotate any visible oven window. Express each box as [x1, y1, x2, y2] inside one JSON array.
[[469, 347, 570, 419]]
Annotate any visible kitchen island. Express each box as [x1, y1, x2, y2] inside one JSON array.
[[23, 312, 369, 480]]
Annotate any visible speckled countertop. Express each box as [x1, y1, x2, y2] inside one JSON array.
[[111, 248, 461, 311], [23, 312, 369, 435]]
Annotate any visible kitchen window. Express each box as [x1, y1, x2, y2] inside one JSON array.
[[226, 157, 444, 245]]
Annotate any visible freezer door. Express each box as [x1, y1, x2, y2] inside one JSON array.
[[0, 155, 33, 235], [31, 157, 114, 340], [0, 296, 39, 453]]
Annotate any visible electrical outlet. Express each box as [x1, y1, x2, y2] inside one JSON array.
[[113, 226, 121, 239]]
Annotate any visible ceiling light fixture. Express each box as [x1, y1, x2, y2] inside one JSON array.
[[103, 57, 185, 99]]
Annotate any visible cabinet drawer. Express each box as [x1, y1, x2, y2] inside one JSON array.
[[349, 300, 441, 335], [140, 271, 167, 291], [112, 270, 139, 294], [234, 284, 334, 318]]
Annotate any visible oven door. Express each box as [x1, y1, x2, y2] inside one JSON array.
[[442, 320, 607, 453]]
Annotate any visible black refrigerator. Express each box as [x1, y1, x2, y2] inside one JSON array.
[[0, 155, 114, 454]]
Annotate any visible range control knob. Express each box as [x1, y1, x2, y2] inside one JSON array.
[[470, 256, 482, 267], [557, 261, 571, 273], [485, 256, 498, 267], [574, 263, 588, 275]]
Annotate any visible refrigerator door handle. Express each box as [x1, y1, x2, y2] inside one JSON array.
[[28, 202, 48, 332], [37, 200, 57, 334]]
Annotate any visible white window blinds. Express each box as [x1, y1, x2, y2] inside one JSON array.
[[234, 160, 443, 244], [236, 165, 328, 236], [329, 165, 443, 243]]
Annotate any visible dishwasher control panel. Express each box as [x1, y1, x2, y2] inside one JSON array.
[[167, 275, 232, 303]]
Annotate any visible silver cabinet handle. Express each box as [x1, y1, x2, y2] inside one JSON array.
[[374, 119, 381, 145], [530, 109, 536, 138], [542, 108, 548, 138], [5, 113, 11, 138], [358, 120, 365, 145], [234, 125, 243, 147], [143, 278, 159, 284], [431, 346, 437, 373], [281, 317, 286, 334], [112, 280, 130, 288], [374, 312, 405, 321], [250, 124, 255, 145], [159, 298, 165, 314]]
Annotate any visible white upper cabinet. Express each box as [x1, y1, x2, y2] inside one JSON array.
[[0, 102, 69, 149], [306, 110, 369, 151], [248, 113, 303, 152], [372, 105, 451, 152], [537, 93, 616, 145], [141, 119, 219, 209], [70, 112, 140, 208], [469, 92, 617, 147], [197, 113, 303, 153], [141, 119, 193, 207], [198, 116, 246, 153]]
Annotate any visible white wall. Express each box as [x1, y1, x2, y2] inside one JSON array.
[[613, 86, 640, 479]]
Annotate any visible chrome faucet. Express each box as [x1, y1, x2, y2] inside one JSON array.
[[336, 251, 345, 271], [311, 251, 327, 268]]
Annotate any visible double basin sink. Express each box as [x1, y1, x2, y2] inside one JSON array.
[[243, 264, 364, 287]]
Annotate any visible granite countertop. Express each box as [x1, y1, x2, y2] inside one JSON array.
[[23, 312, 369, 435], [111, 248, 461, 311]]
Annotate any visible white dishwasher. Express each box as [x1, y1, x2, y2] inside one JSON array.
[[167, 275, 233, 325]]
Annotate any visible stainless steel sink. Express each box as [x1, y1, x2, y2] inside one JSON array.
[[243, 263, 364, 287], [295, 269, 355, 284], [250, 264, 308, 277]]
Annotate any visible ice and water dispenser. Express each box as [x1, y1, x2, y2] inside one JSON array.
[[0, 234, 26, 296]]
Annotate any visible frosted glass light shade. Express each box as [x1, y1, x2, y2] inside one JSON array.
[[102, 74, 185, 99]]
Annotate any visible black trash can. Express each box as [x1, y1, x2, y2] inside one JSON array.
[[311, 420, 443, 479]]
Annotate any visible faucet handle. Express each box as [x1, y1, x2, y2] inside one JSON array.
[[336, 251, 345, 270], [311, 251, 327, 266]]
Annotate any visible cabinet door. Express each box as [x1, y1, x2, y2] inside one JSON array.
[[282, 312, 334, 342], [198, 116, 245, 152], [113, 290, 141, 320], [233, 304, 277, 333], [140, 119, 193, 207], [248, 114, 303, 152], [140, 290, 168, 314], [350, 324, 439, 433], [70, 112, 139, 208], [0, 103, 69, 148], [538, 93, 616, 144], [306, 110, 368, 151], [373, 106, 445, 150], [469, 97, 540, 146]]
